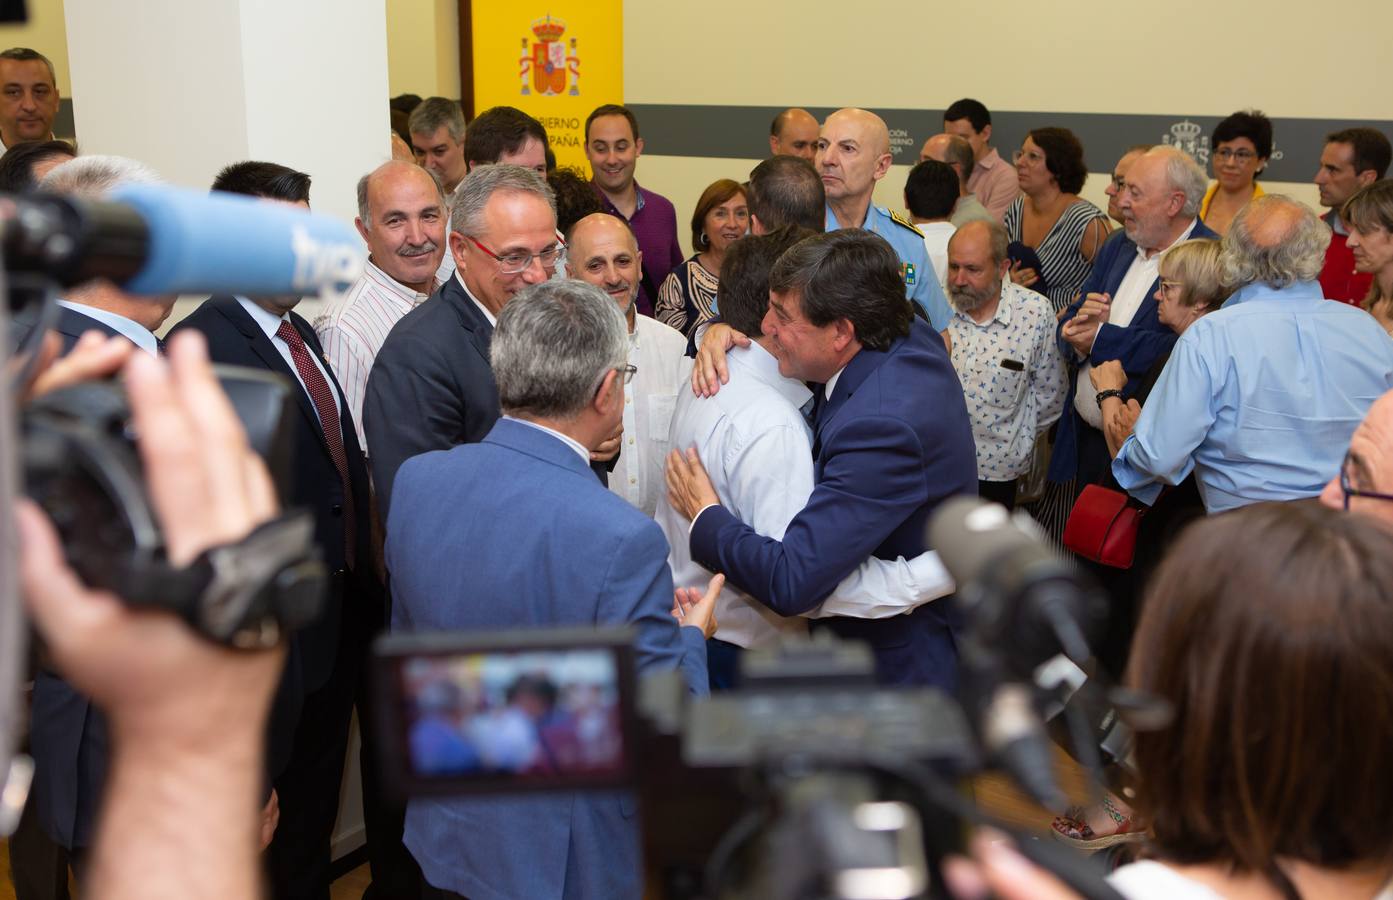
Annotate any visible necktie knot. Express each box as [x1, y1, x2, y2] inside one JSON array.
[[276, 319, 304, 349]]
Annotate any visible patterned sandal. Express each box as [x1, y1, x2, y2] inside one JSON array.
[[1050, 794, 1145, 851]]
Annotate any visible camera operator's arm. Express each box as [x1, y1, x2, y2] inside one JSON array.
[[18, 334, 284, 900], [17, 330, 134, 400]]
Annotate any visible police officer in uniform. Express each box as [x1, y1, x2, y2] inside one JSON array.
[[818, 107, 952, 330]]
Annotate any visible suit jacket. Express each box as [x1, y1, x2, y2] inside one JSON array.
[[1049, 220, 1218, 484], [386, 417, 708, 900], [55, 306, 121, 353], [690, 318, 978, 688]]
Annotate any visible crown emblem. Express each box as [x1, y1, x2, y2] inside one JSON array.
[[1168, 119, 1202, 142], [531, 15, 567, 42]]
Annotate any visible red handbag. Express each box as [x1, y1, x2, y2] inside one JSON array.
[[1063, 484, 1144, 569]]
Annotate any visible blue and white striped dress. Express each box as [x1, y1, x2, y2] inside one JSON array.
[[1003, 197, 1108, 313]]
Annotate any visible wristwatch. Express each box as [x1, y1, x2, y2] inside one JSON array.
[[1095, 389, 1124, 408]]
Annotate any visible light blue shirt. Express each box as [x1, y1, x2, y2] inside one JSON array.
[[826, 203, 953, 331], [1112, 280, 1393, 512]]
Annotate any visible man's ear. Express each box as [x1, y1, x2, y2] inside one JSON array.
[[448, 231, 468, 271], [981, 123, 993, 145], [1358, 169, 1380, 190], [354, 217, 369, 243], [634, 136, 645, 159], [592, 366, 620, 415], [830, 317, 857, 353]]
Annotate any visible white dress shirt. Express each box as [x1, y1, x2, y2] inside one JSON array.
[[504, 415, 590, 462], [655, 342, 956, 649], [608, 315, 691, 516], [947, 281, 1067, 481], [58, 300, 159, 356], [1073, 219, 1198, 428], [235, 297, 341, 426], [314, 258, 435, 451], [917, 220, 956, 291]]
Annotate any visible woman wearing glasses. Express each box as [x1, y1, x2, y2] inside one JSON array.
[[1002, 127, 1110, 314], [1200, 110, 1272, 236], [1339, 179, 1393, 335]]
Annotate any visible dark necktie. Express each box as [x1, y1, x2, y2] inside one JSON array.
[[276, 319, 356, 569]]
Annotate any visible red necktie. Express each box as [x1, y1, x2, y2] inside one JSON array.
[[276, 319, 356, 569]]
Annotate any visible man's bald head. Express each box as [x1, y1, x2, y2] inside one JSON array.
[[920, 133, 974, 191], [770, 107, 820, 160], [1220, 194, 1331, 290], [566, 212, 643, 317], [818, 108, 893, 206], [355, 159, 447, 293]]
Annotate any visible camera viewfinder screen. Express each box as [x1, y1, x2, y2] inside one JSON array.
[[397, 647, 629, 786]]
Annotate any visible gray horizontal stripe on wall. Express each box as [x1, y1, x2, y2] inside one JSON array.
[[626, 104, 1393, 184]]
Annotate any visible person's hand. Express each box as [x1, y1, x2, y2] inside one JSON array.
[[665, 447, 720, 521], [672, 573, 723, 639], [1088, 359, 1127, 393], [17, 331, 286, 751], [17, 330, 134, 401], [1073, 292, 1111, 324], [1109, 399, 1142, 448], [941, 329, 953, 356], [1061, 316, 1101, 359], [258, 789, 280, 851], [1009, 260, 1039, 288], [941, 829, 1084, 900], [591, 422, 623, 462], [692, 323, 750, 398]]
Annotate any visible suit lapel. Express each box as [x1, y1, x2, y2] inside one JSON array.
[[812, 339, 896, 457]]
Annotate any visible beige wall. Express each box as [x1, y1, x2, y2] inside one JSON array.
[[624, 0, 1392, 245], [0, 0, 71, 92]]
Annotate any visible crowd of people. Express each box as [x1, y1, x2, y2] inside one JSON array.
[[8, 37, 1393, 900]]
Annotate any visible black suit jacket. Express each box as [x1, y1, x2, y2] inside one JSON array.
[[54, 306, 122, 353], [169, 297, 379, 774]]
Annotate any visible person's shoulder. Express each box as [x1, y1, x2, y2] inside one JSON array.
[[641, 184, 678, 211], [169, 296, 239, 335], [878, 205, 925, 239]]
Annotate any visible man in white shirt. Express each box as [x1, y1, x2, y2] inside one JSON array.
[[654, 227, 954, 688], [315, 160, 447, 450], [904, 158, 959, 292], [944, 220, 1066, 508], [566, 213, 689, 516]]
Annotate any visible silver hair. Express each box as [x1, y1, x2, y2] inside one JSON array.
[[1219, 195, 1331, 290], [448, 163, 555, 236], [407, 97, 466, 142], [1150, 146, 1209, 219], [490, 279, 629, 420], [39, 154, 161, 198], [356, 161, 445, 226]]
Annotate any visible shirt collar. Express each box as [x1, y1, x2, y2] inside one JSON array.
[[1138, 217, 1199, 261], [957, 281, 1016, 327], [57, 300, 159, 356], [824, 364, 847, 400], [975, 147, 1004, 171], [503, 415, 591, 462], [1324, 209, 1349, 235], [454, 270, 497, 326], [364, 257, 435, 305], [1225, 279, 1326, 307], [235, 295, 291, 340], [594, 181, 646, 218], [731, 342, 813, 408]]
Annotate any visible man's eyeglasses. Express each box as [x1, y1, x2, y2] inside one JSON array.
[[1339, 450, 1393, 510], [465, 235, 565, 274], [1214, 148, 1257, 163]]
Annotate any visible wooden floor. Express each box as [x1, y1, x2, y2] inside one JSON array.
[[1, 751, 1087, 900]]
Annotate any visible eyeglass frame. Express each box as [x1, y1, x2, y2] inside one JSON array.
[[1012, 148, 1046, 165], [1213, 147, 1258, 163], [590, 363, 638, 398], [464, 234, 565, 275], [1159, 280, 1185, 294], [1339, 450, 1393, 510]]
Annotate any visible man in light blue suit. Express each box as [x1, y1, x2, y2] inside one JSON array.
[[386, 279, 718, 900]]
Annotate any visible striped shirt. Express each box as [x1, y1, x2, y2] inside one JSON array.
[[314, 259, 437, 452], [1003, 197, 1108, 313]]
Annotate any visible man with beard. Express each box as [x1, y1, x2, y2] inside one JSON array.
[[565, 212, 689, 515], [316, 160, 447, 452], [943, 219, 1066, 508]]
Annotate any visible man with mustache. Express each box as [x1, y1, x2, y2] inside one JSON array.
[[316, 160, 447, 452], [566, 212, 690, 516], [942, 219, 1066, 508]]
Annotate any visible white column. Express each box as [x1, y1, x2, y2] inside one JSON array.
[[62, 0, 390, 227]]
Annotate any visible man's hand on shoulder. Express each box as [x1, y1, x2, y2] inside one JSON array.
[[672, 573, 723, 639], [692, 323, 750, 398]]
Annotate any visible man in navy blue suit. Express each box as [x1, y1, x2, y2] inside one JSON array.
[[386, 279, 716, 900], [1051, 146, 1215, 489], [667, 229, 977, 688]]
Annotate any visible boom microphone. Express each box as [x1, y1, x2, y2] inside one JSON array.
[[0, 184, 363, 299]]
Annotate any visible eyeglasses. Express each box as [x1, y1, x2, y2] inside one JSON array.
[[1012, 149, 1045, 165], [593, 363, 638, 396], [1214, 148, 1257, 163], [465, 234, 565, 274], [1339, 450, 1393, 510], [1159, 280, 1185, 294], [618, 364, 637, 385]]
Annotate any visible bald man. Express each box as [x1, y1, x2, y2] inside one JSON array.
[[769, 107, 819, 160], [316, 159, 447, 450], [919, 132, 993, 227], [819, 107, 952, 329], [1113, 195, 1393, 513], [567, 213, 691, 515]]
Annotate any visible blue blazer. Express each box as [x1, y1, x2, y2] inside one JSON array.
[[386, 417, 708, 900], [1049, 220, 1218, 483], [689, 318, 978, 688]]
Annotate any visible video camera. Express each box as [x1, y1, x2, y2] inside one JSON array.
[[372, 498, 1145, 900]]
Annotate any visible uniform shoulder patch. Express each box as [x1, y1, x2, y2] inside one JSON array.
[[886, 207, 924, 236]]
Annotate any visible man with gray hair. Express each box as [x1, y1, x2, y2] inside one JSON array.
[[408, 97, 468, 194], [315, 159, 446, 451], [918, 132, 993, 227], [1050, 146, 1218, 494], [364, 164, 610, 511], [385, 278, 715, 900], [1113, 195, 1393, 512]]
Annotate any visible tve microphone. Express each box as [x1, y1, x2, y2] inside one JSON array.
[[0, 184, 363, 299]]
